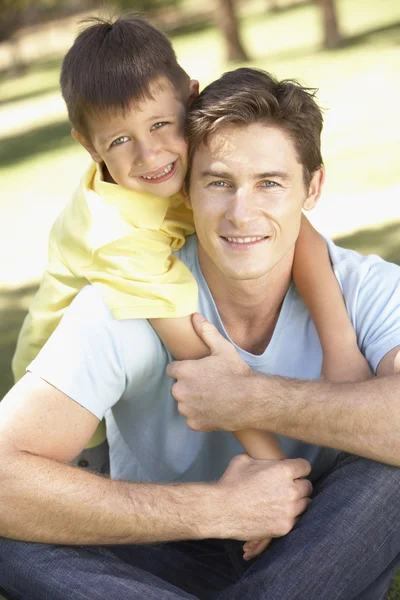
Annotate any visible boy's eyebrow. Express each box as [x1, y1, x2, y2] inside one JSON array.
[[97, 131, 124, 145], [146, 113, 176, 121]]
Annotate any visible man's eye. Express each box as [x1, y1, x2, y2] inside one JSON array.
[[261, 180, 278, 188], [209, 181, 229, 188], [111, 136, 129, 147], [151, 121, 168, 131]]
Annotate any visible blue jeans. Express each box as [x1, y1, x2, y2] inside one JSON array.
[[0, 453, 399, 599]]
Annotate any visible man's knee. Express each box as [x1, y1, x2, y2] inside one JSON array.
[[326, 453, 400, 506]]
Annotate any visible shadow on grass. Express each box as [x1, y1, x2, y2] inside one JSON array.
[[0, 53, 63, 81], [253, 18, 400, 66], [0, 119, 74, 168], [0, 82, 61, 107], [0, 283, 38, 398], [334, 221, 400, 265]]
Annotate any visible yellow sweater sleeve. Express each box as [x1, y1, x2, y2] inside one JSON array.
[[12, 163, 198, 380], [82, 229, 198, 320]]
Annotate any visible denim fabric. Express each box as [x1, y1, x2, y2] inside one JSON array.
[[0, 454, 399, 600]]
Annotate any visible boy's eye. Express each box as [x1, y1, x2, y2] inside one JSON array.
[[111, 136, 130, 147], [151, 121, 169, 131]]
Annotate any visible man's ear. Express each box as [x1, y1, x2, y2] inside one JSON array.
[[71, 128, 102, 163], [303, 166, 325, 211], [187, 79, 200, 106]]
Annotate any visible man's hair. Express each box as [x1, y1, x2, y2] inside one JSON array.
[[60, 12, 190, 136], [186, 68, 324, 187]]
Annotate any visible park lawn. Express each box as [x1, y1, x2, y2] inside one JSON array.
[[0, 0, 400, 594]]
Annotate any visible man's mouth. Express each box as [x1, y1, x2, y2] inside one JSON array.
[[139, 161, 177, 183], [224, 236, 266, 244]]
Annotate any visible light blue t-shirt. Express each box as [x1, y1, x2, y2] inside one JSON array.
[[29, 235, 400, 482]]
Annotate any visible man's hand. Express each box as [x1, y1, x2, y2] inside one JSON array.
[[166, 313, 256, 432], [215, 454, 312, 557]]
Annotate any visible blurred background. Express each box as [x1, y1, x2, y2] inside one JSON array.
[[0, 0, 399, 594]]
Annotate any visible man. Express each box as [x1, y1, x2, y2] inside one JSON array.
[[0, 68, 399, 599]]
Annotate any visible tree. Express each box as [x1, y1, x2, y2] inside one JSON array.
[[317, 0, 344, 49], [215, 0, 250, 62]]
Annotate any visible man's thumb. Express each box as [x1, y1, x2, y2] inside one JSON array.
[[192, 313, 231, 354]]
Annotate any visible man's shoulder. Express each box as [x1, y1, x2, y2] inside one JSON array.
[[175, 234, 198, 272], [326, 237, 400, 292]]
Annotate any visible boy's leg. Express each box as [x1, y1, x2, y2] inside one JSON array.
[[0, 537, 239, 600], [216, 453, 400, 600]]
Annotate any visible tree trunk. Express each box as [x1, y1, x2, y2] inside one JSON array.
[[318, 0, 344, 49], [215, 0, 250, 62], [266, 0, 280, 12]]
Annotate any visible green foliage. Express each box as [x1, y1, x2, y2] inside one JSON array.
[[115, 0, 182, 12], [0, 0, 63, 41]]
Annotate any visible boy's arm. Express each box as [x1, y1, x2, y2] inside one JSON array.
[[293, 215, 371, 382]]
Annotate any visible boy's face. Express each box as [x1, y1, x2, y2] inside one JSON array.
[[74, 78, 198, 198]]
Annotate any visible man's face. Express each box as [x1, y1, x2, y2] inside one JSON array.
[[187, 123, 322, 281], [75, 78, 198, 198]]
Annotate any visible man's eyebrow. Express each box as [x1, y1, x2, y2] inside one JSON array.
[[255, 171, 291, 180], [199, 169, 291, 180], [200, 169, 233, 179]]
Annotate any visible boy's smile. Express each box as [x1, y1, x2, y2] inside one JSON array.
[[73, 77, 198, 198]]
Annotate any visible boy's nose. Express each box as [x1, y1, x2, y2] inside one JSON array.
[[134, 139, 160, 168]]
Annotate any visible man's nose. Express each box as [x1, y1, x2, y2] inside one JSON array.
[[133, 137, 161, 167], [225, 188, 259, 227]]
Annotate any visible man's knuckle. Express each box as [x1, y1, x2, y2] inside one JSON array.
[[287, 486, 298, 503], [278, 516, 294, 536]]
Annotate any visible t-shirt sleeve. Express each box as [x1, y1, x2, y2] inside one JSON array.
[[27, 285, 126, 420], [355, 259, 400, 373]]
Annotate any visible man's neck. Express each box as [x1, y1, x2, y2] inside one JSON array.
[[198, 246, 293, 355]]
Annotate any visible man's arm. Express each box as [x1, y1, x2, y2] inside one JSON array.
[[0, 372, 312, 545], [168, 315, 400, 466]]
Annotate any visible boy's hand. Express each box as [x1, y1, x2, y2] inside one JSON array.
[[242, 537, 272, 561], [166, 313, 256, 432]]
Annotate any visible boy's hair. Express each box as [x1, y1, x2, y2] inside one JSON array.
[[60, 12, 190, 136], [185, 68, 324, 188]]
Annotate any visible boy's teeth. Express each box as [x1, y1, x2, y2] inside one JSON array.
[[142, 162, 174, 180], [226, 236, 264, 243]]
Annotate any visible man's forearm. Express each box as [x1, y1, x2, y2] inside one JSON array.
[[250, 373, 400, 465], [0, 450, 218, 544]]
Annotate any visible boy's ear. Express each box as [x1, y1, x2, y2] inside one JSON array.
[[71, 128, 102, 163], [303, 166, 325, 211], [187, 79, 200, 106]]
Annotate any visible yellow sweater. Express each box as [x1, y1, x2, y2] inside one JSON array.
[[12, 161, 197, 384]]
